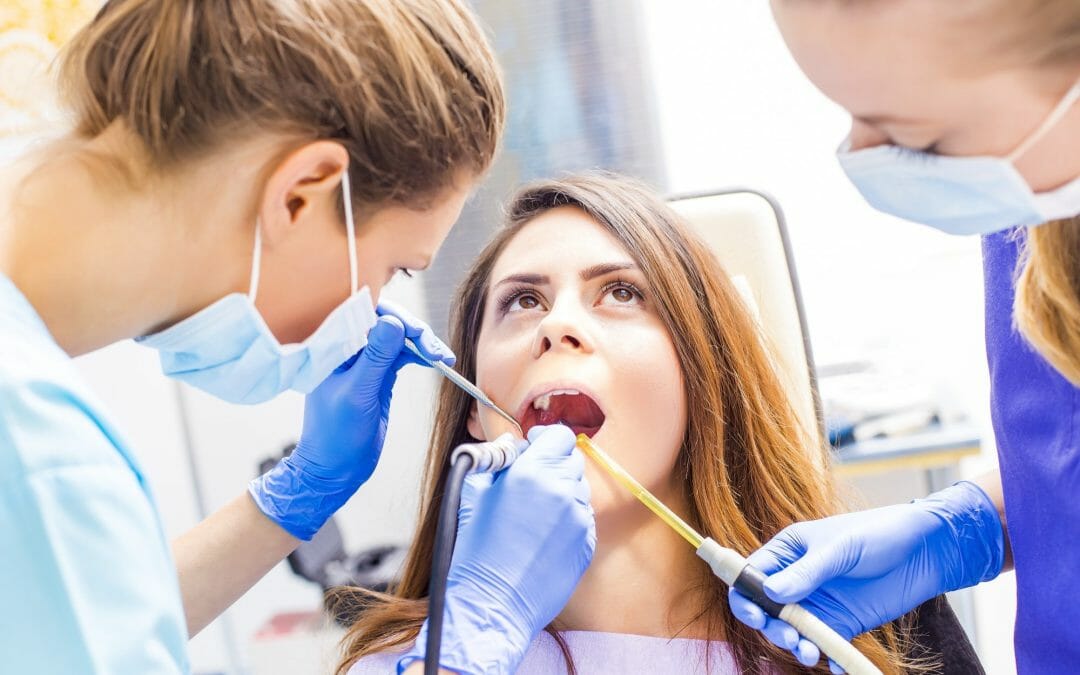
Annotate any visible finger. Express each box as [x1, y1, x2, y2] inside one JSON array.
[[461, 471, 494, 504], [727, 589, 767, 630], [761, 616, 801, 652], [795, 637, 822, 668], [559, 446, 586, 477], [523, 424, 576, 459], [745, 550, 786, 576], [829, 658, 845, 674], [360, 316, 407, 367], [572, 472, 592, 506], [376, 300, 454, 364], [763, 542, 847, 605]]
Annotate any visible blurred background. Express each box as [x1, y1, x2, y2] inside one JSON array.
[[1, 1, 1013, 673]]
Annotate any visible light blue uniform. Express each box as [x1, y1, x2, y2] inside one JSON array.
[[0, 274, 189, 673]]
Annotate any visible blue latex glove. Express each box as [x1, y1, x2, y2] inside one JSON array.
[[399, 425, 596, 675], [249, 304, 453, 540], [728, 481, 1005, 671]]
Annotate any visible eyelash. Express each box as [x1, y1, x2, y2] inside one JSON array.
[[397, 268, 415, 279], [600, 279, 645, 303], [893, 142, 939, 160], [496, 279, 645, 315]]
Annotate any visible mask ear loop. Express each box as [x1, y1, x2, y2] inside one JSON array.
[[249, 221, 263, 303], [341, 169, 359, 296], [1008, 77, 1080, 163]]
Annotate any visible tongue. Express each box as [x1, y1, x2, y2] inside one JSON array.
[[537, 393, 605, 436]]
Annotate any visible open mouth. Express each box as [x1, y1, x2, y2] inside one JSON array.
[[519, 388, 606, 438]]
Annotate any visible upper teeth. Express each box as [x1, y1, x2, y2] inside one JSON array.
[[533, 389, 581, 411]]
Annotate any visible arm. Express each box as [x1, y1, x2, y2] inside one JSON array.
[[174, 493, 299, 637], [974, 468, 1012, 570], [728, 478, 1007, 668], [175, 307, 453, 635]]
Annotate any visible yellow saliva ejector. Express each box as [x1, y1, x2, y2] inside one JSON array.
[[575, 434, 882, 675]]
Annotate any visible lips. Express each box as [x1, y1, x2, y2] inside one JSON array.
[[517, 386, 606, 438]]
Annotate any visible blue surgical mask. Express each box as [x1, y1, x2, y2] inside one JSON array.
[[137, 171, 378, 404], [838, 78, 1080, 236]]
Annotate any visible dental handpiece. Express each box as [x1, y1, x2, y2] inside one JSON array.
[[575, 434, 882, 675], [404, 339, 523, 436]]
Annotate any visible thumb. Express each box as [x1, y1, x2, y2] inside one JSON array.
[[764, 542, 849, 604], [458, 472, 494, 528], [359, 316, 407, 368], [523, 424, 577, 460]]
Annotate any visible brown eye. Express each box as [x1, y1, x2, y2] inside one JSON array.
[[518, 295, 540, 309], [611, 287, 634, 303], [600, 282, 643, 307]]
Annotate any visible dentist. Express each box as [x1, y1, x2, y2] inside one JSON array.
[[730, 1, 1080, 671], [0, 1, 593, 673]]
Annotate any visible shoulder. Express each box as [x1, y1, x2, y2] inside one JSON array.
[[345, 650, 405, 674], [516, 631, 740, 674], [0, 293, 140, 479]]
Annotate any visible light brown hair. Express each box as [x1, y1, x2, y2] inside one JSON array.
[[57, 0, 505, 207], [331, 173, 911, 674]]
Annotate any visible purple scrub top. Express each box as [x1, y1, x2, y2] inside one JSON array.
[[983, 229, 1080, 671]]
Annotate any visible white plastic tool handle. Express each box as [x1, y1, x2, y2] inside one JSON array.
[[696, 538, 882, 675]]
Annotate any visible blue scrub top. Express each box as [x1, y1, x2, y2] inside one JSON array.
[[983, 230, 1080, 671], [0, 274, 189, 672]]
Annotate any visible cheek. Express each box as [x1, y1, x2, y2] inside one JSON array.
[[593, 323, 687, 505], [473, 329, 532, 438]]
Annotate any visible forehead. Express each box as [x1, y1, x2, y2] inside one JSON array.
[[489, 206, 635, 281]]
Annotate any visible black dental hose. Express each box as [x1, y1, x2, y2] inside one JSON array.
[[424, 435, 523, 675], [425, 452, 473, 675]]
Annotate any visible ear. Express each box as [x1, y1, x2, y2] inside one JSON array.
[[257, 140, 349, 245], [465, 400, 486, 441]]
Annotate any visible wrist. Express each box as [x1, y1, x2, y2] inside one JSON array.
[[248, 454, 357, 541], [919, 481, 1005, 589], [399, 587, 533, 675]]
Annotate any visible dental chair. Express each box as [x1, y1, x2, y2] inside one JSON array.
[[667, 189, 825, 455]]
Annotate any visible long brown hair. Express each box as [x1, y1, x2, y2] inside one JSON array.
[[57, 0, 504, 207], [333, 173, 909, 673]]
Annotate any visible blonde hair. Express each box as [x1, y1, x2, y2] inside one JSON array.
[[1016, 217, 1080, 384], [331, 173, 914, 674], [57, 0, 505, 206], [995, 0, 1080, 384]]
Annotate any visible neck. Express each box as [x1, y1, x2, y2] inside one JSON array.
[[557, 489, 711, 640], [0, 128, 263, 356]]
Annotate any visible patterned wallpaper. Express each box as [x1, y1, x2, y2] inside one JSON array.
[[0, 1, 98, 152]]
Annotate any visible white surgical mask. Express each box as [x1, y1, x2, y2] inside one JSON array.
[[837, 78, 1080, 236], [137, 171, 378, 404]]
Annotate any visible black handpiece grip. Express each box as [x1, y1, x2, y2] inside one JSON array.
[[733, 564, 786, 618]]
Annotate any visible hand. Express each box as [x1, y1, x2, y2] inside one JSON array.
[[728, 482, 1004, 670], [400, 425, 596, 674], [249, 306, 453, 540]]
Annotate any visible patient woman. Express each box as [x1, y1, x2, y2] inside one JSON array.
[[335, 173, 979, 674]]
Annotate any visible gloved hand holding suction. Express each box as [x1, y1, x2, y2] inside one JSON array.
[[729, 481, 1005, 669], [399, 424, 596, 674], [250, 305, 454, 540]]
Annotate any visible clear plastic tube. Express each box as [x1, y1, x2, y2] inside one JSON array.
[[575, 434, 703, 548], [575, 434, 882, 675]]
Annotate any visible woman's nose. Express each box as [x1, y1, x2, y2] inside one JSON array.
[[532, 300, 594, 358]]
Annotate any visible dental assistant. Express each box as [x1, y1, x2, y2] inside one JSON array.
[[729, 1, 1080, 671], [0, 2, 594, 673]]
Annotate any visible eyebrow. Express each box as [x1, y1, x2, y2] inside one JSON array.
[[493, 262, 638, 289], [580, 262, 637, 281]]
